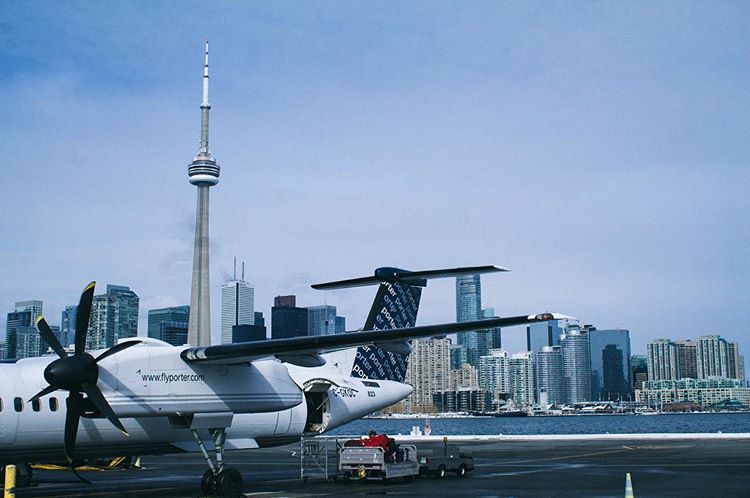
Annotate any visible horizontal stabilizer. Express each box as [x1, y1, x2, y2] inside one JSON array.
[[312, 265, 509, 290]]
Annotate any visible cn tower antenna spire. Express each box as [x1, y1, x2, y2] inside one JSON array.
[[187, 39, 221, 347]]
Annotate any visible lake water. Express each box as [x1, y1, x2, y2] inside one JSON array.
[[329, 413, 750, 436]]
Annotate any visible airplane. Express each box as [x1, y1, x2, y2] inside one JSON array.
[[0, 265, 567, 497]]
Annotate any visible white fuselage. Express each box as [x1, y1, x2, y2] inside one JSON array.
[[0, 339, 412, 463]]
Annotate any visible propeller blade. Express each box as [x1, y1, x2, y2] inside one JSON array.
[[75, 282, 96, 356], [81, 382, 128, 436], [36, 316, 68, 358], [29, 384, 58, 403], [65, 391, 83, 463], [94, 340, 142, 364]]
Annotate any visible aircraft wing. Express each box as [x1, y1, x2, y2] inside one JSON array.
[[181, 313, 572, 365]]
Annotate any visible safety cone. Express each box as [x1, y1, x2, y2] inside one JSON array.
[[624, 472, 634, 498]]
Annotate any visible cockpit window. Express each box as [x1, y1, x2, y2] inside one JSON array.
[[363, 381, 380, 388]]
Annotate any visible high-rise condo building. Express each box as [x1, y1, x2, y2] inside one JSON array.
[[404, 338, 451, 413], [88, 285, 139, 350], [697, 335, 730, 379], [536, 345, 564, 406], [561, 325, 591, 403], [148, 305, 190, 346], [478, 349, 510, 405], [450, 363, 479, 390], [509, 352, 535, 408], [220, 264, 254, 344], [187, 41, 220, 347], [588, 328, 631, 401], [6, 301, 44, 358], [450, 344, 469, 369], [456, 274, 484, 366], [646, 339, 679, 381]]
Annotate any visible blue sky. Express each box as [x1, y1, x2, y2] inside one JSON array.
[[1, 2, 748, 365]]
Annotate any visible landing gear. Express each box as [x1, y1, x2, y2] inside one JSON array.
[[191, 427, 243, 498], [1, 463, 33, 488]]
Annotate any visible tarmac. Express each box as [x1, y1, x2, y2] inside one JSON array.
[[12, 435, 750, 497]]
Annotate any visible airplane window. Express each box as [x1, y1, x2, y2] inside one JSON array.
[[14, 397, 22, 412], [363, 381, 380, 388], [49, 398, 59, 412], [0, 398, 3, 412], [32, 398, 40, 412]]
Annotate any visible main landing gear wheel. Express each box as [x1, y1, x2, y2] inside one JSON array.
[[217, 468, 243, 498], [201, 469, 216, 495]]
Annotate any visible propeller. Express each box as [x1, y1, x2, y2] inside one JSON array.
[[29, 281, 141, 462]]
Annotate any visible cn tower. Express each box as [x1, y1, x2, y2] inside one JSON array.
[[187, 40, 220, 346]]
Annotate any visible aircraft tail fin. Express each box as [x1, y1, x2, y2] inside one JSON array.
[[349, 279, 422, 383]]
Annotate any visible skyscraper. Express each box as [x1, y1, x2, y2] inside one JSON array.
[[630, 355, 648, 391], [675, 340, 698, 379], [148, 305, 190, 346], [61, 305, 77, 348], [588, 328, 631, 401], [482, 307, 502, 350], [697, 335, 730, 379], [560, 325, 591, 403], [271, 295, 308, 339], [307, 305, 337, 337], [88, 285, 139, 350], [535, 345, 564, 406], [646, 339, 679, 381], [456, 274, 483, 366], [187, 41, 220, 347], [728, 342, 745, 380], [220, 264, 254, 344], [526, 320, 563, 353]]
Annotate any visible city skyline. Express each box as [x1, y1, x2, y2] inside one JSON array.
[[1, 4, 748, 358]]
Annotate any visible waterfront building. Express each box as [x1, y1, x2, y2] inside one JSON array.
[[15, 326, 42, 359], [60, 305, 77, 348], [271, 295, 308, 339], [561, 325, 591, 403], [697, 335, 730, 379], [509, 352, 535, 408], [646, 339, 679, 381], [220, 269, 254, 344], [88, 285, 139, 350], [433, 389, 491, 413], [335, 315, 346, 333], [148, 305, 190, 346], [588, 328, 631, 401], [456, 274, 484, 366], [307, 305, 338, 337], [728, 342, 745, 381], [636, 378, 750, 409], [187, 41, 221, 347], [536, 345, 564, 406], [403, 338, 451, 413]]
